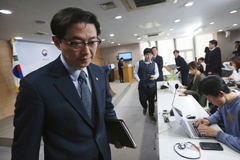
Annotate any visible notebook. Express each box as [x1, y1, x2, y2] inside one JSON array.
[[173, 107, 211, 139]]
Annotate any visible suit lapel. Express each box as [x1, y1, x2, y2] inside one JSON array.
[[52, 57, 93, 128]]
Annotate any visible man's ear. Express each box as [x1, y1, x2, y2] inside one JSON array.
[[52, 35, 61, 50], [219, 91, 225, 98]]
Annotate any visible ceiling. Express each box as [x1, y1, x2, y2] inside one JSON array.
[[0, 0, 240, 48]]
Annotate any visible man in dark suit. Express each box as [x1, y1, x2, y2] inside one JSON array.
[[12, 7, 122, 160], [152, 47, 163, 81], [232, 41, 240, 56], [173, 50, 189, 86], [118, 57, 124, 83], [205, 40, 222, 76]]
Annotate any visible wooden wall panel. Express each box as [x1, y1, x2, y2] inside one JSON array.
[[0, 40, 16, 120], [91, 48, 103, 66]]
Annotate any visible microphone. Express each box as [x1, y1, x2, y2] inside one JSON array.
[[171, 84, 179, 108], [170, 84, 182, 116]]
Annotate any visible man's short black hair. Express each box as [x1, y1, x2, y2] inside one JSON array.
[[235, 41, 240, 44], [173, 50, 179, 54], [152, 46, 158, 50], [209, 40, 218, 47], [198, 75, 230, 97], [51, 7, 101, 41], [120, 57, 124, 60], [143, 48, 153, 55]]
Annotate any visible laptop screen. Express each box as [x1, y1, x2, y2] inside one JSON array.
[[173, 107, 191, 137]]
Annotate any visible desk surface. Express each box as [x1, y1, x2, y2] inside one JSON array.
[[157, 81, 240, 160]]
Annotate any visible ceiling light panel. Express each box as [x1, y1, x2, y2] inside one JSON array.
[[185, 2, 193, 7], [0, 9, 12, 14]]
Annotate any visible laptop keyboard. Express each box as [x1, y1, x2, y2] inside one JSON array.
[[187, 121, 208, 138]]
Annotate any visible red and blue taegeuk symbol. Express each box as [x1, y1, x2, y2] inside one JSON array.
[[42, 49, 48, 56], [13, 64, 23, 78]]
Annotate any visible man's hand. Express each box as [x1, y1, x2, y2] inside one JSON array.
[[177, 89, 184, 93], [193, 118, 210, 127], [231, 66, 236, 71], [197, 124, 218, 137], [226, 77, 232, 80], [208, 72, 212, 75], [114, 141, 126, 149], [150, 75, 155, 80]]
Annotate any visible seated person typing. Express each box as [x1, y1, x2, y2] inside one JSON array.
[[194, 76, 240, 153], [177, 61, 206, 107], [226, 56, 240, 81]]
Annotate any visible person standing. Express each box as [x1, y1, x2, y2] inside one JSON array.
[[118, 57, 124, 83], [173, 50, 189, 86], [232, 41, 240, 56], [152, 47, 163, 81], [205, 40, 222, 76], [194, 75, 240, 153], [198, 57, 206, 72], [12, 7, 123, 160], [204, 46, 210, 75], [134, 48, 159, 123]]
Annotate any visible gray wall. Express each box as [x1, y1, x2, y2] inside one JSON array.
[[217, 29, 240, 61]]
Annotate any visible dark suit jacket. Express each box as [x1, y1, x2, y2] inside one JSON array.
[[175, 55, 189, 73], [153, 55, 163, 81], [205, 47, 222, 76], [12, 56, 117, 160], [233, 45, 240, 56], [118, 61, 123, 76]]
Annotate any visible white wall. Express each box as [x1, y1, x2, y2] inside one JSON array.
[[195, 33, 213, 59], [157, 39, 175, 65]]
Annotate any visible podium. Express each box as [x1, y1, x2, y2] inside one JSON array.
[[121, 64, 133, 84]]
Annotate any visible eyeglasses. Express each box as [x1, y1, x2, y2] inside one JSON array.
[[62, 37, 101, 50]]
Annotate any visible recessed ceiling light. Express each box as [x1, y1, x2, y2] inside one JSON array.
[[174, 19, 180, 23], [167, 34, 170, 36], [15, 37, 23, 40], [185, 2, 193, 7], [51, 41, 54, 44], [0, 9, 12, 14], [210, 22, 214, 25], [118, 44, 121, 45], [219, 29, 223, 32], [115, 16, 122, 19], [101, 39, 105, 41], [137, 38, 141, 40], [111, 42, 114, 44], [230, 10, 237, 14], [110, 34, 114, 37], [169, 29, 174, 31], [233, 24, 238, 26], [134, 34, 138, 36]]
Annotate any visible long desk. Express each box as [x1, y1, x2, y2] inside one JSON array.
[[157, 81, 239, 160]]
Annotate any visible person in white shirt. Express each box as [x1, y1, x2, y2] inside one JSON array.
[[227, 56, 240, 81], [198, 57, 206, 71], [134, 48, 159, 123]]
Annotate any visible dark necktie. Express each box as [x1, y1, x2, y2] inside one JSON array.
[[153, 57, 155, 61], [78, 71, 92, 120]]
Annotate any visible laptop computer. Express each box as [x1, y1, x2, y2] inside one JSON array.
[[173, 107, 211, 139]]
